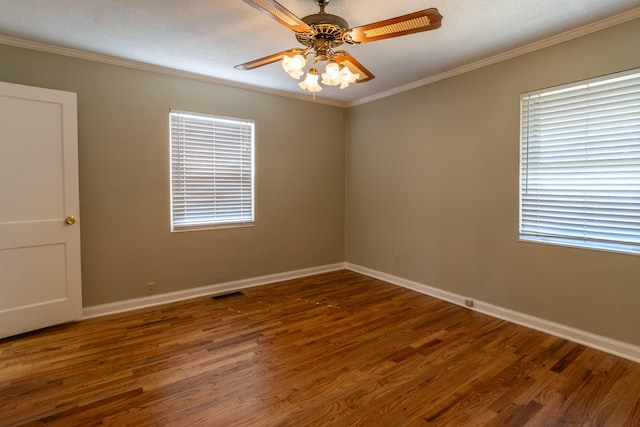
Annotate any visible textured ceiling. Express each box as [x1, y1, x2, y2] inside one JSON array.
[[0, 0, 639, 106]]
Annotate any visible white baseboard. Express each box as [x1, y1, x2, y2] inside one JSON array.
[[82, 262, 347, 319], [346, 263, 640, 364], [83, 261, 640, 364]]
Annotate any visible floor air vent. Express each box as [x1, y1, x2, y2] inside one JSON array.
[[211, 291, 245, 301]]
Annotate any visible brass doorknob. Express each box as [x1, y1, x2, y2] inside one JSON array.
[[65, 216, 77, 225]]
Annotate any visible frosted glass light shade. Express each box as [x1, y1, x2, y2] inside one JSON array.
[[282, 54, 306, 79], [321, 62, 342, 86], [299, 68, 322, 93], [339, 66, 360, 89]]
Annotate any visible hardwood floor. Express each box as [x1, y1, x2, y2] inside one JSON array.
[[1, 270, 639, 426]]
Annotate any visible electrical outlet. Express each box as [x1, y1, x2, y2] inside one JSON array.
[[394, 255, 401, 265], [464, 298, 474, 308], [145, 282, 156, 295]]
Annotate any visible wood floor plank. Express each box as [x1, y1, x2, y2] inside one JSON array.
[[1, 270, 639, 426]]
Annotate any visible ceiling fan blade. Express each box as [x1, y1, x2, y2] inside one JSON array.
[[348, 8, 442, 44], [235, 48, 305, 70], [334, 51, 375, 83], [241, 0, 312, 33]]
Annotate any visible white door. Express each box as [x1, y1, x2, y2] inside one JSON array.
[[0, 81, 82, 338]]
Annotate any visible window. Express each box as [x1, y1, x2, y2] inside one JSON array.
[[170, 110, 254, 231], [519, 69, 640, 255]]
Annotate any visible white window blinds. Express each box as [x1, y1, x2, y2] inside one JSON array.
[[170, 110, 254, 231], [519, 69, 640, 255]]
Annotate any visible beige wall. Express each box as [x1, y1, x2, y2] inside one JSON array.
[[346, 19, 640, 346], [0, 44, 346, 306], [1, 17, 639, 346]]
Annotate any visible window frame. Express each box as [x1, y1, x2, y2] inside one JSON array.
[[519, 68, 640, 255], [169, 109, 255, 232]]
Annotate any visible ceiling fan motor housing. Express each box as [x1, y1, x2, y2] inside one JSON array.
[[296, 12, 351, 53]]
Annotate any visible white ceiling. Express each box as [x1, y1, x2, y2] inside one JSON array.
[[1, 0, 639, 106]]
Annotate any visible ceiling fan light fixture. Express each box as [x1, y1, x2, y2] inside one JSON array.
[[282, 53, 307, 79], [299, 68, 322, 93], [238, 1, 441, 96], [319, 60, 359, 88]]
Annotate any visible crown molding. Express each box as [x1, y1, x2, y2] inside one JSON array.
[[1, 6, 638, 109], [0, 34, 348, 108], [347, 7, 640, 107]]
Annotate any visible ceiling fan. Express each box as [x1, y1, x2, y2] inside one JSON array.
[[235, 0, 443, 94]]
